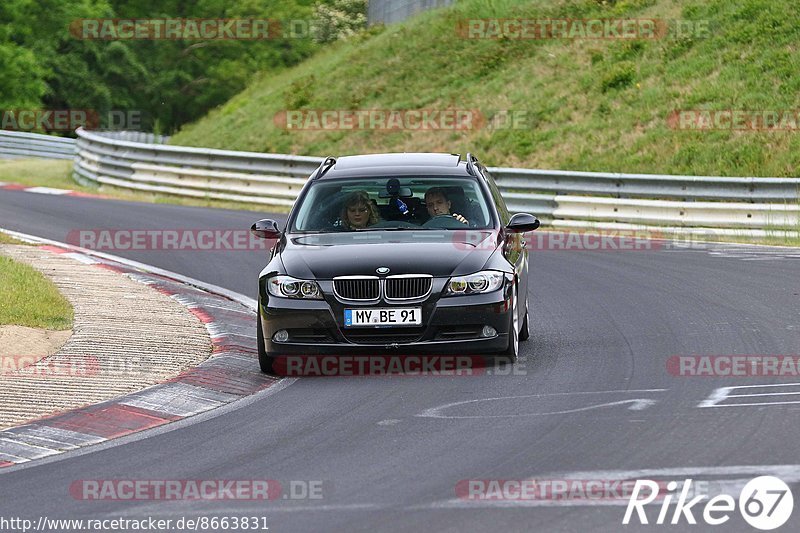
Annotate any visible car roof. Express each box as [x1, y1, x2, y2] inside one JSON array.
[[318, 153, 472, 179]]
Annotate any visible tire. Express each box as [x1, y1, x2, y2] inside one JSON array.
[[503, 283, 519, 363], [518, 294, 530, 342], [256, 310, 275, 374]]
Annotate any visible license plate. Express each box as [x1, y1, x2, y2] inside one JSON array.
[[344, 307, 422, 327]]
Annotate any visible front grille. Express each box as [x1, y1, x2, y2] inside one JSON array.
[[385, 276, 432, 300], [343, 327, 426, 344], [334, 277, 379, 301]]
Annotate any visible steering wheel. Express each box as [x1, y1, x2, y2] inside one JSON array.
[[422, 214, 469, 229], [370, 220, 418, 229]]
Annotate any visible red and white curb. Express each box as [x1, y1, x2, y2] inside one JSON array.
[[0, 240, 277, 468], [0, 182, 103, 198]]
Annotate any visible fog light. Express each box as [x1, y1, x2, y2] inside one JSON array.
[[481, 325, 496, 338], [273, 329, 289, 342]]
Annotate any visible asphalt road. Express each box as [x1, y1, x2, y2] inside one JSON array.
[[1, 189, 799, 532]]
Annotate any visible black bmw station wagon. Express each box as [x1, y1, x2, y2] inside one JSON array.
[[251, 153, 540, 373]]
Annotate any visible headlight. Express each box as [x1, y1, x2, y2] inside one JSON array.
[[444, 271, 504, 296], [268, 276, 322, 299]]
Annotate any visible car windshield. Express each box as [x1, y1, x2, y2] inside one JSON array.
[[290, 176, 494, 233]]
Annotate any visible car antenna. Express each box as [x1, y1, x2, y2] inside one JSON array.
[[312, 156, 337, 180], [465, 153, 478, 176]]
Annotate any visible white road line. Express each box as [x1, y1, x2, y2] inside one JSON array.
[[728, 391, 800, 398], [722, 382, 800, 389], [416, 391, 664, 419], [698, 386, 732, 407], [699, 382, 800, 408], [704, 400, 800, 408], [24, 187, 72, 195]]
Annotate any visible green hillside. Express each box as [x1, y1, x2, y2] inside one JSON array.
[[171, 0, 800, 177]]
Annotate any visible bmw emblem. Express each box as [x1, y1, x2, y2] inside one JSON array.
[[376, 267, 390, 275]]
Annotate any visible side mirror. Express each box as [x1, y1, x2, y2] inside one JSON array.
[[506, 213, 540, 233], [250, 219, 282, 239]]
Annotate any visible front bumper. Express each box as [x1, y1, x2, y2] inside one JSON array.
[[259, 277, 514, 355]]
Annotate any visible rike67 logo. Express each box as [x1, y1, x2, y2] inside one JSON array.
[[623, 476, 794, 530]]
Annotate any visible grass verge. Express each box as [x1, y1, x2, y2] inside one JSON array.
[[172, 0, 800, 178], [0, 233, 28, 245], [0, 254, 73, 330]]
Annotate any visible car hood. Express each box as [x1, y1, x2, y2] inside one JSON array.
[[279, 230, 500, 279]]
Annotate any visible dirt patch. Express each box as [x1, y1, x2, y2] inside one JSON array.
[[0, 325, 72, 364]]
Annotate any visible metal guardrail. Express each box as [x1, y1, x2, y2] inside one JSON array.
[[67, 129, 800, 235], [74, 128, 318, 206], [491, 167, 800, 202], [495, 169, 800, 235], [0, 130, 76, 160]]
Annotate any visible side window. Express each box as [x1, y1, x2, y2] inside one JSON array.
[[481, 166, 510, 225]]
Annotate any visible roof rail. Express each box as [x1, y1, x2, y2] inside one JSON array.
[[465, 153, 479, 177], [312, 156, 336, 180]]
